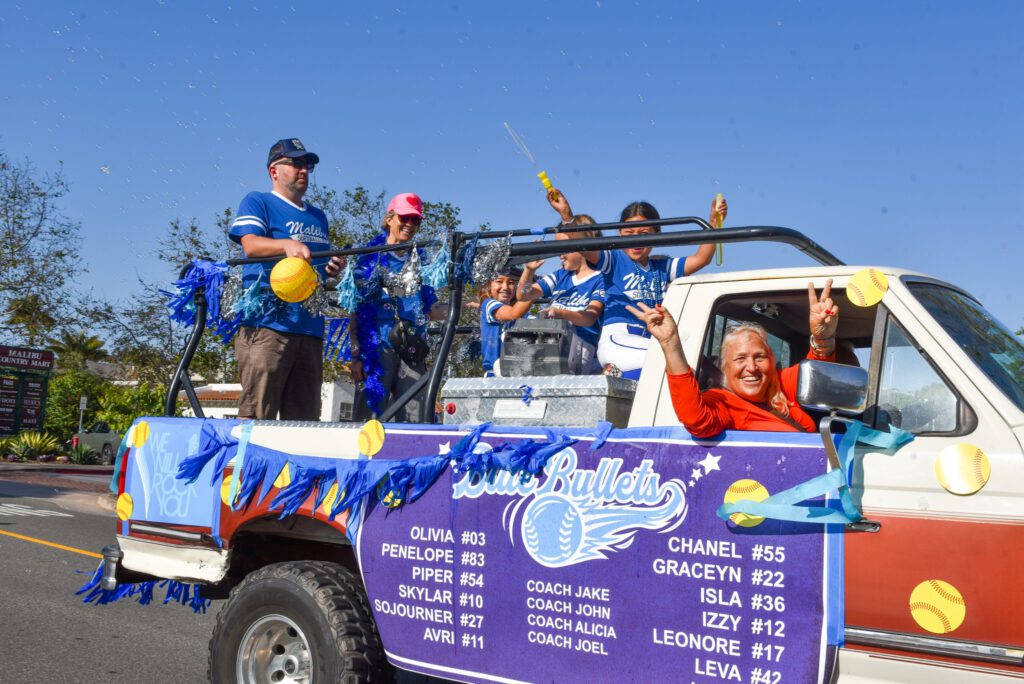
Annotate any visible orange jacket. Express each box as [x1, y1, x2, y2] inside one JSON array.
[[666, 350, 833, 438]]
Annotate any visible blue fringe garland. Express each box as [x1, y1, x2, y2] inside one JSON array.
[[176, 421, 240, 486], [76, 562, 212, 613], [335, 259, 361, 312], [355, 300, 388, 414], [421, 236, 450, 290], [456, 234, 480, 284], [82, 421, 605, 613], [163, 259, 231, 330]]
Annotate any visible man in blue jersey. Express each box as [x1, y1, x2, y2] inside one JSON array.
[[228, 138, 344, 420]]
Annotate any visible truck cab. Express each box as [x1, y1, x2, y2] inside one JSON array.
[[633, 266, 1024, 681]]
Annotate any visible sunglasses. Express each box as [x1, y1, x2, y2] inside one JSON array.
[[398, 214, 422, 226], [272, 157, 315, 172]]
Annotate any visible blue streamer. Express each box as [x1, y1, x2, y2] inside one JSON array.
[[421, 236, 451, 290], [519, 385, 535, 406], [456, 234, 480, 284], [335, 259, 361, 312], [717, 421, 915, 525], [76, 562, 211, 614], [590, 421, 614, 450], [164, 260, 230, 329], [175, 421, 239, 485]]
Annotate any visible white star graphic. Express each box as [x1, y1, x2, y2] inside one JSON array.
[[691, 467, 703, 482], [688, 480, 696, 487], [438, 441, 451, 455], [698, 452, 722, 474]]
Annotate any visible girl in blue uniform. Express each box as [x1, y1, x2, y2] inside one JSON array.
[[546, 191, 726, 379], [478, 265, 532, 376], [517, 216, 606, 374]]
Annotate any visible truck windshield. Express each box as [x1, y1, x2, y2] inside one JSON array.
[[908, 282, 1024, 412]]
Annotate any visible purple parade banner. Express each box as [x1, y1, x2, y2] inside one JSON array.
[[356, 426, 842, 684]]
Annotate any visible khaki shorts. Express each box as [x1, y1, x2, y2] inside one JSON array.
[[234, 326, 323, 420]]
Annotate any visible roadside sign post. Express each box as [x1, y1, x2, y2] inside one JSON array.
[[79, 395, 88, 434]]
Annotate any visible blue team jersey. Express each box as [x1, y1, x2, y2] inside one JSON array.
[[594, 251, 687, 326], [537, 269, 607, 347], [355, 247, 436, 349], [228, 191, 333, 338], [479, 298, 508, 374]]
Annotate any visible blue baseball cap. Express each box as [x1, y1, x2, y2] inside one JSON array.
[[267, 138, 320, 166]]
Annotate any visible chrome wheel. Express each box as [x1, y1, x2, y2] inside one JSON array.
[[236, 614, 313, 684]]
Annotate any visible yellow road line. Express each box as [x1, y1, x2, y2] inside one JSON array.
[[0, 529, 103, 558]]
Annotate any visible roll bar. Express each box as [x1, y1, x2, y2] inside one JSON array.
[[164, 219, 843, 421]]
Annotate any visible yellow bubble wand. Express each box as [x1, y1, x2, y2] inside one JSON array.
[[712, 193, 725, 266]]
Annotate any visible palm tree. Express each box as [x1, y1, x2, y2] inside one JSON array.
[[46, 330, 108, 371]]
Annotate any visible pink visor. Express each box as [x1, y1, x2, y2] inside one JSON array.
[[387, 192, 423, 218]]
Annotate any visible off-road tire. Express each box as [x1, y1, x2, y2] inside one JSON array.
[[101, 444, 114, 465], [208, 560, 392, 683]]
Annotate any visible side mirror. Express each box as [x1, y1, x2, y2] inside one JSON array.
[[796, 360, 868, 415]]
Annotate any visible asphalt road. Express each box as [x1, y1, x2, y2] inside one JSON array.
[[0, 478, 220, 683], [0, 475, 448, 684]]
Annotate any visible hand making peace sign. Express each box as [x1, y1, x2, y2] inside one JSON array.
[[808, 279, 840, 341]]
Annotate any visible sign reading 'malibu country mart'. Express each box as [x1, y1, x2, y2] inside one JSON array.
[[356, 426, 842, 684], [0, 346, 55, 372], [0, 346, 54, 434]]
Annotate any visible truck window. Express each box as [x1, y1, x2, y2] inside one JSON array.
[[908, 282, 1024, 412], [875, 317, 959, 433]]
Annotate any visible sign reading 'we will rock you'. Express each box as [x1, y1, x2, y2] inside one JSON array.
[[356, 426, 843, 684]]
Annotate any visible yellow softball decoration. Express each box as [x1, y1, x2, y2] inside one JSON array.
[[935, 443, 991, 495], [220, 472, 241, 507], [358, 419, 386, 457], [846, 268, 888, 307], [722, 479, 770, 528], [274, 463, 292, 489], [132, 420, 151, 448], [321, 483, 348, 516], [909, 579, 966, 634], [270, 256, 318, 303], [116, 493, 134, 521]]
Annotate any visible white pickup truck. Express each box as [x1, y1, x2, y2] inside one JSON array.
[[93, 223, 1024, 684]]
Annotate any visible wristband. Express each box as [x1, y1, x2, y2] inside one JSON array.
[[809, 334, 834, 358]]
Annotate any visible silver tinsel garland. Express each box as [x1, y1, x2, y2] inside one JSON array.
[[382, 247, 423, 299], [471, 236, 511, 284]]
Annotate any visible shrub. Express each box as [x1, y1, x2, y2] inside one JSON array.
[[68, 443, 97, 465], [14, 431, 62, 459], [9, 440, 34, 460]]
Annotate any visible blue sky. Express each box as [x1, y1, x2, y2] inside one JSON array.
[[2, 1, 1022, 330]]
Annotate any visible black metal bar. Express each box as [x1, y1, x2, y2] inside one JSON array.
[[474, 215, 715, 240], [420, 233, 465, 423], [506, 226, 844, 266], [180, 374, 205, 419], [225, 238, 442, 266], [378, 372, 432, 422], [164, 265, 209, 416]]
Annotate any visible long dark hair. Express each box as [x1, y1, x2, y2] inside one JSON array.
[[620, 201, 661, 231]]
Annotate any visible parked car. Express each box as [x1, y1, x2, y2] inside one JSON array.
[[72, 422, 120, 465]]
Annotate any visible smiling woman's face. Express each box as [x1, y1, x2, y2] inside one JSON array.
[[720, 331, 775, 404], [386, 212, 421, 243]]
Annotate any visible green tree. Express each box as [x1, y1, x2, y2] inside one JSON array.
[[44, 369, 108, 441], [0, 152, 83, 345], [97, 383, 166, 434], [46, 330, 108, 372]]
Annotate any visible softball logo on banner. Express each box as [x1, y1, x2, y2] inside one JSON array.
[[453, 446, 689, 568]]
